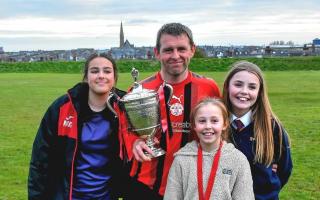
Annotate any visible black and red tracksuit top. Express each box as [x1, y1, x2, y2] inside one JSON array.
[[28, 83, 126, 200]]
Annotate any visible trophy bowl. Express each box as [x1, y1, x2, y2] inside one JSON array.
[[123, 91, 160, 137], [107, 68, 172, 158]]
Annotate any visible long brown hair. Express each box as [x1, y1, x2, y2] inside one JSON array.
[[190, 98, 230, 142], [223, 60, 287, 166]]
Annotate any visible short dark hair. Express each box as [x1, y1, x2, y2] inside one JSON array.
[[82, 53, 118, 84], [156, 22, 194, 51]]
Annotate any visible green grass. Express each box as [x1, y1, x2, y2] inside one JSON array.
[[0, 71, 319, 199], [2, 56, 320, 73]]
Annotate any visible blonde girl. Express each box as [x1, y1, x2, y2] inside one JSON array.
[[164, 98, 254, 200]]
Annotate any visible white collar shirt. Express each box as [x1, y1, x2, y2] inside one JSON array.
[[231, 110, 252, 129]]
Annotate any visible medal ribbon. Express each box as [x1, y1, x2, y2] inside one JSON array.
[[197, 141, 223, 200]]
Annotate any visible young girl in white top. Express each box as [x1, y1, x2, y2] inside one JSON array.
[[164, 98, 254, 200]]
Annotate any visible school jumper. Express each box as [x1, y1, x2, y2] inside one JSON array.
[[230, 120, 293, 200]]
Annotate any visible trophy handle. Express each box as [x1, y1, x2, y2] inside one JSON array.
[[106, 93, 118, 117], [164, 83, 173, 104], [131, 67, 139, 82]]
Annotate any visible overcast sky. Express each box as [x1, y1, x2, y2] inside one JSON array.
[[1, 0, 319, 51]]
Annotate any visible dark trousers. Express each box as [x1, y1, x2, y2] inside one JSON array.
[[123, 177, 163, 200]]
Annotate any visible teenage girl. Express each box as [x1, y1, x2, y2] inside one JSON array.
[[28, 53, 127, 199], [164, 98, 254, 200], [222, 61, 293, 200]]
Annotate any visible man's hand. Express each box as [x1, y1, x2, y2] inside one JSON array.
[[132, 138, 153, 162]]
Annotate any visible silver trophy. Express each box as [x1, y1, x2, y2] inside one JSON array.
[[107, 68, 172, 158]]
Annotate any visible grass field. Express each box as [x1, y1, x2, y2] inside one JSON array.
[[0, 71, 319, 199]]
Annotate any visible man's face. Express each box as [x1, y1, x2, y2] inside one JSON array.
[[154, 33, 195, 82]]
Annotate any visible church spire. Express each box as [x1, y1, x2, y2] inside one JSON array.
[[120, 21, 124, 48]]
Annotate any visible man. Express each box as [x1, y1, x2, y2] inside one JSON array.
[[126, 22, 221, 199]]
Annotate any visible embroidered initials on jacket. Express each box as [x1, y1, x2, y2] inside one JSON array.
[[58, 100, 78, 139]]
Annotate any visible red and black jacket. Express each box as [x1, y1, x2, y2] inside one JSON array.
[[28, 83, 127, 200]]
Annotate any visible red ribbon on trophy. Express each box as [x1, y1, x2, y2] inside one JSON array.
[[114, 100, 138, 161]]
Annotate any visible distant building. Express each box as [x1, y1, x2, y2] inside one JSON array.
[[123, 39, 134, 49], [109, 22, 153, 59], [120, 21, 124, 48], [0, 47, 7, 62], [313, 38, 320, 46], [118, 22, 133, 49], [3, 26, 320, 62]]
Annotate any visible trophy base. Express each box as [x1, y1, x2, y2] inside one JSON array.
[[143, 133, 165, 158], [144, 146, 165, 158]]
